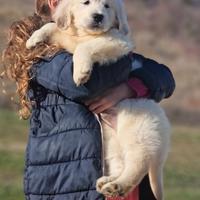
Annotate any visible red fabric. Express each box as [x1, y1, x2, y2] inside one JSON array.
[[126, 78, 150, 98], [106, 187, 139, 200]]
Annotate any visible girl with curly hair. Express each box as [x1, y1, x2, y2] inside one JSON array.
[[2, 0, 175, 199]]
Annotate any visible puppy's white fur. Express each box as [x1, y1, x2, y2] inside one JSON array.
[[98, 99, 170, 200], [26, 0, 170, 199]]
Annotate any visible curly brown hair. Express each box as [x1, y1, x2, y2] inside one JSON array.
[[2, 13, 60, 119]]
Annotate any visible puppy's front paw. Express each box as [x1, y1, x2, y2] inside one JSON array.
[[73, 54, 93, 86], [96, 176, 116, 193], [101, 182, 132, 198], [26, 31, 45, 49], [73, 67, 92, 86]]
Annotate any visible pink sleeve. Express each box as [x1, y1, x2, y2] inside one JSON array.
[[127, 78, 150, 98]]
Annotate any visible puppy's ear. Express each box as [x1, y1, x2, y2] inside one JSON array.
[[35, 0, 52, 21], [53, 0, 72, 30], [115, 0, 130, 35]]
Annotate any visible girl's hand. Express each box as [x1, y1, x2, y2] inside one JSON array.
[[84, 83, 136, 114]]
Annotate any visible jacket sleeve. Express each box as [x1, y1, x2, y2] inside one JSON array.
[[130, 53, 176, 102], [33, 51, 132, 101]]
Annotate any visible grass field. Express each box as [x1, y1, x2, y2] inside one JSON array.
[[0, 108, 200, 200]]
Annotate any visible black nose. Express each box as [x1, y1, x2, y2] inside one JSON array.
[[93, 13, 104, 23]]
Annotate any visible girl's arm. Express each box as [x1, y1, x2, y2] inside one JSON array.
[[130, 53, 175, 102], [33, 51, 175, 102], [84, 53, 176, 113], [85, 78, 150, 114]]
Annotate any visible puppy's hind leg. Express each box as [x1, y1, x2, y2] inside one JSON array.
[[96, 122, 124, 193], [101, 104, 150, 198], [101, 144, 148, 198]]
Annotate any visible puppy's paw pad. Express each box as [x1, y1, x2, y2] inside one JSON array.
[[26, 31, 45, 49], [73, 53, 93, 85], [26, 37, 40, 49], [96, 176, 116, 192], [101, 183, 124, 197], [73, 69, 92, 86], [26, 38, 36, 49]]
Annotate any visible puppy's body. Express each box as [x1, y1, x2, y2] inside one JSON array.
[[26, 0, 170, 199], [98, 99, 170, 200]]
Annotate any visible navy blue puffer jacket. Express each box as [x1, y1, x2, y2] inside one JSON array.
[[24, 51, 175, 200]]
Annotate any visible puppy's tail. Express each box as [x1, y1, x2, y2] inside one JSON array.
[[148, 166, 164, 200]]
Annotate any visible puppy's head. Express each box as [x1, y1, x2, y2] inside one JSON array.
[[53, 0, 129, 35]]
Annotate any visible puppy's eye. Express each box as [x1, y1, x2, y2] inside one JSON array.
[[105, 4, 110, 8], [83, 0, 90, 5]]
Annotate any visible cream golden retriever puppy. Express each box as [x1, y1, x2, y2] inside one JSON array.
[[26, 0, 170, 199]]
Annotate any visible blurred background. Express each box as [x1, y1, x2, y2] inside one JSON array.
[[0, 0, 199, 199]]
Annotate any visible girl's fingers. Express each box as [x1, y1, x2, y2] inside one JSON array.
[[88, 98, 107, 111], [92, 102, 112, 114], [85, 84, 130, 113], [88, 103, 100, 111]]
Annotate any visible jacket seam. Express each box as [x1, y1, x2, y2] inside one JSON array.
[[57, 56, 69, 96], [32, 103, 76, 110], [30, 127, 100, 138], [26, 188, 97, 196], [28, 156, 101, 167]]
